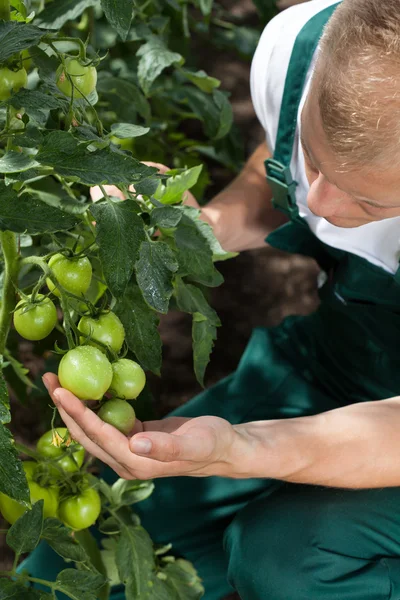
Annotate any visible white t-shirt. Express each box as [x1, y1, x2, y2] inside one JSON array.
[[250, 0, 400, 274]]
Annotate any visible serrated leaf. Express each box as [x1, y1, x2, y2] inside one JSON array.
[[150, 206, 182, 229], [9, 89, 66, 112], [7, 500, 43, 555], [163, 559, 205, 599], [136, 241, 178, 314], [111, 478, 154, 507], [0, 423, 29, 503], [0, 152, 39, 173], [0, 357, 10, 425], [55, 569, 106, 600], [36, 131, 156, 185], [101, 0, 133, 41], [35, 0, 97, 29], [0, 21, 45, 63], [42, 518, 88, 563], [173, 215, 223, 287], [90, 199, 146, 297], [181, 87, 233, 140], [153, 165, 202, 205], [181, 69, 220, 93], [0, 578, 49, 599], [97, 76, 151, 122], [116, 526, 155, 599], [137, 36, 183, 95], [13, 125, 43, 148], [182, 206, 237, 261], [0, 182, 80, 234], [110, 122, 149, 138], [212, 90, 233, 140], [115, 282, 162, 374], [174, 278, 220, 325], [192, 314, 217, 386]]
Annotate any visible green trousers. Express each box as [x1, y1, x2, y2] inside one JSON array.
[[19, 327, 400, 599]]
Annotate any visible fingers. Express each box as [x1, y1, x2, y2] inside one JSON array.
[[90, 185, 126, 202], [142, 161, 170, 174], [130, 428, 215, 463], [142, 417, 192, 434]]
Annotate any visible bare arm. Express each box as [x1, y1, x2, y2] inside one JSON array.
[[201, 141, 287, 252], [238, 397, 400, 488]]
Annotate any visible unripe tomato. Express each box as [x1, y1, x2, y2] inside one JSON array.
[[14, 294, 58, 341], [46, 253, 92, 297], [0, 462, 59, 525], [0, 67, 28, 101], [56, 58, 97, 99], [36, 427, 85, 474], [58, 487, 101, 531], [109, 359, 146, 400], [58, 346, 113, 401], [78, 312, 125, 354], [110, 136, 134, 151], [98, 399, 136, 435]]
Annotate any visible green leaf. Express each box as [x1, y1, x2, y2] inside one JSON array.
[[35, 0, 97, 29], [137, 36, 183, 95], [9, 89, 66, 112], [7, 500, 43, 555], [212, 90, 233, 140], [0, 423, 29, 503], [110, 122, 150, 138], [173, 215, 223, 287], [181, 69, 220, 93], [0, 357, 10, 425], [101, 0, 133, 41], [55, 569, 106, 600], [0, 152, 39, 173], [136, 241, 178, 314], [199, 0, 214, 16], [182, 206, 237, 261], [42, 518, 89, 563], [4, 352, 37, 390], [100, 539, 120, 587], [111, 479, 155, 507], [0, 579, 50, 599], [150, 206, 182, 229], [97, 76, 151, 122], [163, 559, 205, 599], [90, 199, 146, 297], [115, 282, 162, 374], [0, 21, 45, 63], [116, 525, 155, 599], [36, 131, 156, 185], [174, 278, 220, 325], [0, 182, 80, 234], [181, 87, 233, 140], [192, 314, 217, 387], [153, 166, 202, 205]]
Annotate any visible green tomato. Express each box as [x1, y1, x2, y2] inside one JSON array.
[[109, 359, 146, 400], [46, 253, 92, 297], [110, 135, 134, 151], [58, 346, 113, 401], [36, 427, 85, 474], [56, 58, 97, 99], [98, 399, 136, 435], [14, 294, 57, 341], [0, 67, 28, 101], [58, 487, 101, 531], [78, 312, 125, 354], [0, 462, 59, 525]]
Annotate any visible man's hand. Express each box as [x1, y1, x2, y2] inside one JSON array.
[[90, 161, 200, 208], [42, 373, 258, 481]]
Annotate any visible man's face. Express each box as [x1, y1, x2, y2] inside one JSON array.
[[300, 89, 400, 228]]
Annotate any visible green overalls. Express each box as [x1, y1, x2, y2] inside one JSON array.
[[19, 3, 400, 599]]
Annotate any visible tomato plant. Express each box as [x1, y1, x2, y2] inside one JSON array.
[[98, 398, 136, 435], [13, 293, 57, 341], [0, 0, 264, 597]]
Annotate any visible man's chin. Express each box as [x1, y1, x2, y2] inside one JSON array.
[[324, 217, 369, 228]]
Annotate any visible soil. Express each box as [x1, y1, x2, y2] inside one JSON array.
[[1, 1, 316, 597]]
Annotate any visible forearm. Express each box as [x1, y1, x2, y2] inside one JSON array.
[[235, 397, 400, 488], [201, 141, 287, 252]]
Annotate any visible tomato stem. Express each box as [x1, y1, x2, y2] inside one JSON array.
[[0, 0, 10, 21], [0, 232, 19, 355]]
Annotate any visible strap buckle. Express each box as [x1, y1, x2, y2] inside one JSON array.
[[265, 158, 299, 220]]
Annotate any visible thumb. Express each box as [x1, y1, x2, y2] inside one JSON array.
[[129, 430, 214, 463]]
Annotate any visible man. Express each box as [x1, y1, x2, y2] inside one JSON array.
[[33, 0, 400, 598]]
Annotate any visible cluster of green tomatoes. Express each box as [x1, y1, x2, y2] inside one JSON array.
[[0, 428, 100, 531]]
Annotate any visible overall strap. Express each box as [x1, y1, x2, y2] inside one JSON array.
[[265, 2, 340, 221]]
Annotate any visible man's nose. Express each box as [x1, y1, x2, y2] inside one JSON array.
[[307, 174, 350, 218]]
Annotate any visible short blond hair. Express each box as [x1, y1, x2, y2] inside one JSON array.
[[316, 0, 400, 169]]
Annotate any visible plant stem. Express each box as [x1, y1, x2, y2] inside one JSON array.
[[0, 232, 19, 355], [15, 441, 41, 460], [0, 0, 10, 21]]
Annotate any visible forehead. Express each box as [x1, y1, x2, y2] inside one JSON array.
[[300, 91, 400, 203]]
